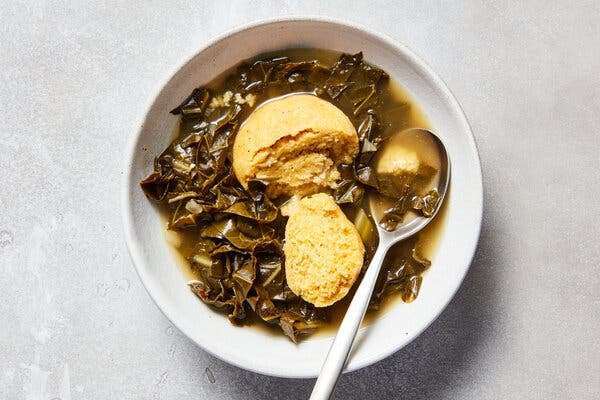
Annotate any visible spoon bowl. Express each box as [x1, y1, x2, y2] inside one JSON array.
[[310, 128, 450, 400], [370, 128, 451, 243]]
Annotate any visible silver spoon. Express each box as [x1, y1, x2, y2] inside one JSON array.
[[310, 128, 450, 400]]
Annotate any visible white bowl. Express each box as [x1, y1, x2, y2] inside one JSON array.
[[121, 17, 483, 378]]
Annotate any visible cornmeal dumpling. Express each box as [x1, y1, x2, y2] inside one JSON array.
[[282, 193, 365, 307], [376, 140, 436, 198], [232, 94, 359, 198], [376, 143, 421, 176]]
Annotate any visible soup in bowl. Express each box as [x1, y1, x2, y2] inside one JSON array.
[[122, 17, 482, 378]]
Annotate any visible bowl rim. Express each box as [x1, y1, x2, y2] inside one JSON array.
[[121, 15, 483, 378]]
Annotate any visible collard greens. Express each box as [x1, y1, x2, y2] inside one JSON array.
[[141, 51, 436, 342]]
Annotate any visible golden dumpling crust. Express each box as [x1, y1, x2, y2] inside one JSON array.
[[282, 193, 365, 307], [232, 94, 359, 198]]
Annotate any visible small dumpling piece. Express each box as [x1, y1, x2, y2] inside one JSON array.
[[232, 94, 359, 198], [282, 193, 365, 307], [376, 143, 421, 176], [375, 140, 436, 198]]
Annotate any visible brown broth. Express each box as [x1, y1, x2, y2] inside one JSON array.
[[159, 48, 448, 340]]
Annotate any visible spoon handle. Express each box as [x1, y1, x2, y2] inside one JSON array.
[[309, 244, 389, 400]]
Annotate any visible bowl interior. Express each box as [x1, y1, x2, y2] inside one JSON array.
[[123, 18, 482, 378]]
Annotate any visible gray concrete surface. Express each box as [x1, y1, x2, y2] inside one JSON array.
[[1, 1, 599, 399]]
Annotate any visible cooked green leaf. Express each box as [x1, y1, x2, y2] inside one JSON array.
[[141, 50, 439, 342]]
